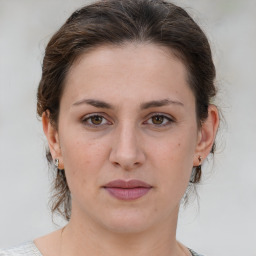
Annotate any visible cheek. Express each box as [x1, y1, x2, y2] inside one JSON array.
[[149, 133, 196, 190], [59, 134, 110, 189], [152, 134, 195, 164]]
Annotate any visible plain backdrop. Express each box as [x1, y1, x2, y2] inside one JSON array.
[[0, 0, 256, 255]]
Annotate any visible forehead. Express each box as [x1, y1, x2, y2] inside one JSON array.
[[68, 43, 187, 80], [62, 43, 194, 108]]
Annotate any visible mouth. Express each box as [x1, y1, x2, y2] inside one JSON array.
[[103, 179, 152, 201]]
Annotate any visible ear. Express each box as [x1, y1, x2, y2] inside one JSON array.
[[194, 104, 219, 165], [42, 111, 64, 169]]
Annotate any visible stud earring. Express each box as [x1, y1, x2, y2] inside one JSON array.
[[54, 158, 59, 168], [190, 155, 202, 183], [198, 155, 202, 165]]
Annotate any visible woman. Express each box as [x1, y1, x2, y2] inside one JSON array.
[[0, 0, 219, 255]]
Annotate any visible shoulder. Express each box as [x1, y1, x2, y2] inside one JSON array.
[[0, 241, 42, 256]]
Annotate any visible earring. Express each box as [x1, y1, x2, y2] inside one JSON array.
[[190, 155, 202, 183], [198, 155, 202, 165], [54, 158, 59, 168], [195, 155, 202, 182]]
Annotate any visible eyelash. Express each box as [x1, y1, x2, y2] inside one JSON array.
[[82, 113, 112, 128], [81, 113, 174, 128], [143, 113, 174, 127]]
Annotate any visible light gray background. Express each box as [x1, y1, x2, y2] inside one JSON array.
[[0, 0, 255, 255]]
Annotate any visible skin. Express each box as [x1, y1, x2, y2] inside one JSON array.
[[37, 43, 219, 256]]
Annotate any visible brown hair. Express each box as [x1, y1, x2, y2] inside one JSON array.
[[37, 0, 217, 221]]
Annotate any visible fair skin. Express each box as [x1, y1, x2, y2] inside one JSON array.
[[37, 43, 219, 256]]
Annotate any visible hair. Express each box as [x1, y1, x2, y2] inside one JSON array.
[[37, 0, 217, 221]]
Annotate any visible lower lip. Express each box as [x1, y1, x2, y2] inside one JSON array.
[[104, 187, 151, 200]]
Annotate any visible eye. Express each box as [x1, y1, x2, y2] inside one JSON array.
[[82, 114, 111, 127], [144, 114, 174, 126], [151, 115, 165, 125]]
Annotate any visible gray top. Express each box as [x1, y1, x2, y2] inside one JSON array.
[[0, 241, 204, 256], [0, 242, 42, 256]]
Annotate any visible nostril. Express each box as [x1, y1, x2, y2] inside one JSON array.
[[113, 162, 120, 167], [111, 160, 140, 171]]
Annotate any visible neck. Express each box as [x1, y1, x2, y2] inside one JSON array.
[[60, 206, 186, 256]]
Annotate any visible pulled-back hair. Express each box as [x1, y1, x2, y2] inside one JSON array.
[[37, 0, 217, 221]]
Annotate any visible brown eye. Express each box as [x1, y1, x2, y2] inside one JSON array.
[[90, 115, 103, 125], [144, 114, 173, 127], [152, 115, 164, 124], [82, 114, 111, 128]]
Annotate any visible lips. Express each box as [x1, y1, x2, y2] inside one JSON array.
[[103, 179, 152, 200]]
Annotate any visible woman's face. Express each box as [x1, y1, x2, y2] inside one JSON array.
[[46, 43, 211, 233]]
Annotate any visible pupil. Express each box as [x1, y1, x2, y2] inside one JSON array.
[[153, 116, 163, 124], [92, 116, 102, 124]]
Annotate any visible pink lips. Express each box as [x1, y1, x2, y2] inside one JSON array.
[[103, 179, 152, 200]]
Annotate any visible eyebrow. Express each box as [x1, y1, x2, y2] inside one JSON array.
[[72, 98, 113, 109], [140, 99, 184, 109], [72, 98, 184, 109]]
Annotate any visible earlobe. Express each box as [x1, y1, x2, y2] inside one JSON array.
[[194, 105, 219, 164], [42, 111, 62, 165]]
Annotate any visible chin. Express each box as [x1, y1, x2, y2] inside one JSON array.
[[105, 221, 150, 234], [99, 209, 156, 234]]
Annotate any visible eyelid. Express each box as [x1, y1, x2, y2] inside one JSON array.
[[81, 112, 175, 128], [81, 113, 112, 127], [143, 112, 175, 126]]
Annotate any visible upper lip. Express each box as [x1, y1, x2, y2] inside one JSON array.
[[104, 179, 152, 188]]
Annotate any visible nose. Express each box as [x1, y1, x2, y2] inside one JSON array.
[[109, 123, 146, 171]]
